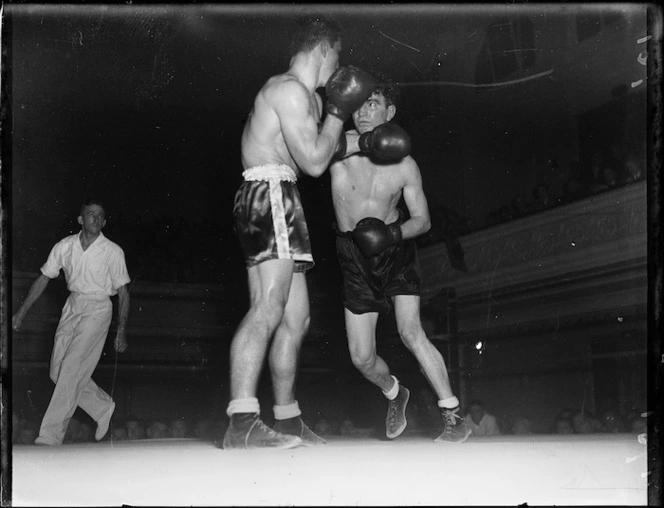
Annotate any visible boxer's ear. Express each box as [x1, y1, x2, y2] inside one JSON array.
[[386, 104, 396, 122]]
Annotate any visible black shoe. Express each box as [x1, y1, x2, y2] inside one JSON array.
[[386, 385, 410, 439], [434, 406, 471, 443], [273, 416, 326, 446], [222, 413, 303, 450]]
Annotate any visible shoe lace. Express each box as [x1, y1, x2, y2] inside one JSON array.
[[252, 418, 279, 438], [387, 399, 399, 425], [443, 408, 463, 430]]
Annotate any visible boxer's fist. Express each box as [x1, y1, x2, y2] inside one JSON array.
[[351, 217, 403, 257], [326, 66, 375, 122], [359, 123, 411, 161]]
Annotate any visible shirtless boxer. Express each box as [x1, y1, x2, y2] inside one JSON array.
[[330, 73, 471, 443], [222, 18, 399, 449]]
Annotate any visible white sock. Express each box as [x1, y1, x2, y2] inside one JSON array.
[[227, 397, 260, 417], [438, 396, 460, 410], [273, 401, 301, 420], [383, 375, 400, 400]]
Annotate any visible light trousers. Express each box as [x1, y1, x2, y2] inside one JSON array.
[[37, 293, 114, 444]]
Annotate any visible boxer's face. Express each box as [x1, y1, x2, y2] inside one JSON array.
[[352, 93, 396, 134]]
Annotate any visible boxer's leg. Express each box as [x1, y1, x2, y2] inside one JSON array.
[[393, 294, 470, 443], [270, 272, 325, 445], [223, 259, 302, 450], [345, 309, 410, 439]]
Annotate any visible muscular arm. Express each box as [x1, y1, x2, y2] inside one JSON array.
[[399, 159, 431, 240], [275, 81, 344, 177], [12, 274, 52, 331]]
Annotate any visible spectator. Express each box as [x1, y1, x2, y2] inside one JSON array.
[[147, 420, 170, 439], [511, 194, 531, 218], [170, 418, 191, 439], [511, 416, 534, 435], [532, 183, 554, 211], [555, 417, 574, 435], [76, 422, 94, 443], [465, 400, 501, 437], [314, 418, 334, 436], [623, 156, 644, 183], [560, 176, 586, 204], [64, 417, 82, 444], [125, 416, 146, 440], [571, 410, 602, 434], [600, 409, 626, 433], [16, 421, 39, 445], [111, 426, 128, 441], [194, 419, 216, 441]]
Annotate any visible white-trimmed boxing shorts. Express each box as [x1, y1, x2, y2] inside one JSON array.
[[233, 164, 314, 273]]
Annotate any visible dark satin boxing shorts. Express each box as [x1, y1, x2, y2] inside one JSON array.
[[335, 222, 422, 315], [233, 167, 314, 273]]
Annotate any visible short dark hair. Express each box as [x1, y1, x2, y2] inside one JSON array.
[[370, 71, 400, 108], [80, 198, 106, 216], [289, 17, 342, 57]]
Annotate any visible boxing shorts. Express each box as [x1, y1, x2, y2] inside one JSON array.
[[335, 213, 421, 314], [233, 164, 314, 273]]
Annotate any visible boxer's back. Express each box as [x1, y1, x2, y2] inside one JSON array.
[[241, 74, 300, 171]]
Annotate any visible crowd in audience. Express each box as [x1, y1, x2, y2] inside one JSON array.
[[11, 392, 648, 445], [484, 149, 645, 228]]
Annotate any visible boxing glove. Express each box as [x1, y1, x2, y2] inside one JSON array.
[[326, 66, 376, 122], [358, 123, 411, 161], [351, 217, 403, 257]]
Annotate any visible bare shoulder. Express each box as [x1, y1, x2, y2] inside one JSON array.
[[399, 155, 422, 179], [263, 73, 309, 105]]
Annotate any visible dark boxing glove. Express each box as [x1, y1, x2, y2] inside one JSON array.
[[358, 123, 411, 161], [351, 217, 403, 257], [326, 66, 376, 122]]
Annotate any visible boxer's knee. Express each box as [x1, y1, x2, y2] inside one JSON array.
[[350, 347, 377, 374], [397, 320, 426, 350]]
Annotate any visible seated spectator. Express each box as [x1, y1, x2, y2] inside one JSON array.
[[314, 418, 334, 436], [194, 419, 215, 441], [111, 426, 128, 441], [623, 156, 644, 183], [555, 417, 574, 434], [560, 176, 586, 204], [75, 422, 94, 443], [465, 399, 501, 437], [125, 416, 147, 440], [571, 410, 604, 434], [511, 194, 531, 218], [511, 416, 534, 435], [16, 420, 39, 445], [64, 417, 82, 444], [532, 183, 554, 211], [339, 418, 375, 438], [339, 418, 356, 436], [498, 205, 514, 223], [600, 409, 626, 433], [147, 420, 170, 439], [170, 418, 191, 439]]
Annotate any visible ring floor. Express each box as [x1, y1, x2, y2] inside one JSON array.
[[11, 433, 648, 506]]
